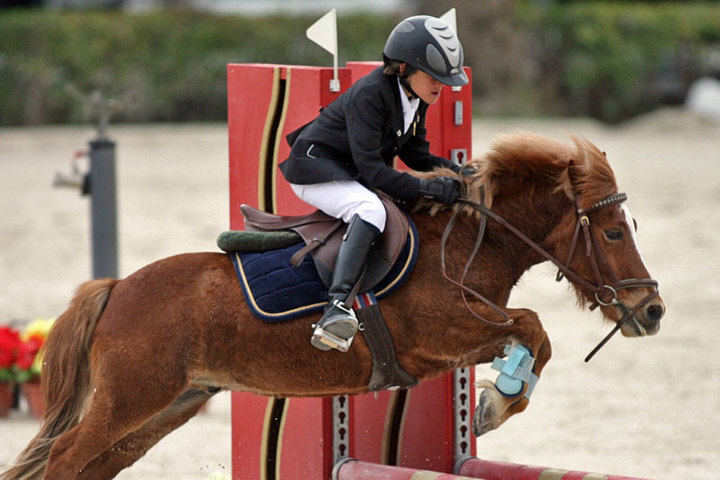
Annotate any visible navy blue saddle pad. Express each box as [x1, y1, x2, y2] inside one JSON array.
[[230, 218, 419, 323]]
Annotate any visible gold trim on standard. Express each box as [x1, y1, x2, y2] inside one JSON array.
[[274, 398, 290, 479], [395, 388, 410, 466], [381, 390, 399, 465], [259, 397, 276, 480], [258, 67, 280, 211], [271, 68, 292, 214]]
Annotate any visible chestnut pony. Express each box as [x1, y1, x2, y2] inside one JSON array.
[[3, 133, 665, 480]]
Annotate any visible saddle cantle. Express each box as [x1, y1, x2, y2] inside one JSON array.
[[239, 196, 409, 291]]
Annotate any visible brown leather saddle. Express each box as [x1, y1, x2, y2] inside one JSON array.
[[240, 196, 409, 291], [240, 196, 417, 391]]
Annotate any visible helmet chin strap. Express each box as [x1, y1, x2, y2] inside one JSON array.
[[398, 66, 418, 99]]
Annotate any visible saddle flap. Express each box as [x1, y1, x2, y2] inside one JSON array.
[[360, 197, 409, 290]]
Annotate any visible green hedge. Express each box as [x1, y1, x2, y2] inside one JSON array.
[[534, 2, 720, 122], [0, 10, 395, 125], [1, 4, 719, 125]]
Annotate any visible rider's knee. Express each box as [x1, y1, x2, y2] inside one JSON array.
[[353, 197, 386, 232]]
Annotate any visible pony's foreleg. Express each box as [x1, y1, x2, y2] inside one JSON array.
[[76, 388, 217, 479], [472, 308, 552, 436]]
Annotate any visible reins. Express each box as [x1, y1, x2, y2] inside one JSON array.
[[439, 186, 659, 361]]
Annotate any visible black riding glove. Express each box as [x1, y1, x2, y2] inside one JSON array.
[[417, 177, 461, 205], [459, 164, 477, 177]]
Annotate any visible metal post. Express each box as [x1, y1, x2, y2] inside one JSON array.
[[88, 138, 118, 279], [56, 87, 122, 279]]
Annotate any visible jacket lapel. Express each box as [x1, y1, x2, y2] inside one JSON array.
[[387, 75, 405, 146]]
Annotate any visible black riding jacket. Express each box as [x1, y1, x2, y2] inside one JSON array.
[[278, 66, 459, 203]]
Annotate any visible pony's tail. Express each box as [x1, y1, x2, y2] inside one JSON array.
[[1, 278, 119, 480]]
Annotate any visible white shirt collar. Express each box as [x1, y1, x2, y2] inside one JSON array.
[[397, 78, 420, 133]]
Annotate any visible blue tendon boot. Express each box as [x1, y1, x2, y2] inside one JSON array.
[[491, 343, 539, 399]]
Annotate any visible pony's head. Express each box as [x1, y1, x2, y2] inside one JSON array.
[[474, 132, 665, 338]]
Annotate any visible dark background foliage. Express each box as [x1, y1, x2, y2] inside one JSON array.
[[1, 1, 719, 125]]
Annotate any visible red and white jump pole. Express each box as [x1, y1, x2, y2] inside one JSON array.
[[333, 459, 478, 480], [333, 458, 655, 480], [455, 457, 654, 480]]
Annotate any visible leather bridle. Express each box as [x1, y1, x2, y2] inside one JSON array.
[[440, 187, 659, 362]]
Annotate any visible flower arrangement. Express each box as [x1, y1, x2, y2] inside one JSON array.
[[0, 326, 21, 383], [14, 318, 55, 383]]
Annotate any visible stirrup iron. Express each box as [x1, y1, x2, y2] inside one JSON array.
[[311, 326, 355, 352], [311, 301, 359, 352]]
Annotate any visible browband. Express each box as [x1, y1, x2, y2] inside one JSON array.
[[581, 192, 627, 213]]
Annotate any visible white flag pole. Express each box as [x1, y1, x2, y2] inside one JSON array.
[[306, 8, 340, 92]]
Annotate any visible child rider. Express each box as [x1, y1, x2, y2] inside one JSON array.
[[279, 15, 469, 352]]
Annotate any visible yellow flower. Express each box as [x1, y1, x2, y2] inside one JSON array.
[[31, 349, 45, 375], [21, 317, 55, 342]]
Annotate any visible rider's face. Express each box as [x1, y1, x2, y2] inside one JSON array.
[[406, 70, 443, 105]]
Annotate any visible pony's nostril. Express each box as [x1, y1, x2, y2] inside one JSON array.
[[646, 303, 664, 322]]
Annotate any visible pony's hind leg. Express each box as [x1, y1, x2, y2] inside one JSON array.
[[76, 388, 218, 479], [44, 370, 189, 479], [473, 308, 552, 436]]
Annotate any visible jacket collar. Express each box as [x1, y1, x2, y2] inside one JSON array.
[[379, 68, 426, 143], [386, 73, 405, 141]]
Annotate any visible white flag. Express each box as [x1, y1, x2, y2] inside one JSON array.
[[306, 9, 337, 56], [440, 8, 457, 34]]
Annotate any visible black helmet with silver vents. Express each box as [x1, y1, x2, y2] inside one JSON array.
[[383, 15, 468, 87]]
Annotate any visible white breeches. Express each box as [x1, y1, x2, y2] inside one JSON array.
[[290, 180, 387, 232]]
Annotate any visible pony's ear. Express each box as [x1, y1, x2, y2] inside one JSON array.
[[559, 158, 581, 200], [567, 135, 618, 203]]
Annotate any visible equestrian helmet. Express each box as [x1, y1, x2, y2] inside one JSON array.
[[383, 15, 468, 87]]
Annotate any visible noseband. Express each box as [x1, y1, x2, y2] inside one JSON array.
[[440, 188, 659, 362]]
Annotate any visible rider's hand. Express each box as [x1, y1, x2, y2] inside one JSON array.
[[459, 164, 477, 178], [418, 177, 461, 205]]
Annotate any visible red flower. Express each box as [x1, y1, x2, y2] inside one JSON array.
[[0, 326, 21, 369], [15, 335, 44, 371]]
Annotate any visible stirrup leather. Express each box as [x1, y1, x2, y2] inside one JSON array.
[[311, 301, 358, 352]]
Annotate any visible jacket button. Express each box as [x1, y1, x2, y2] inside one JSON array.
[[396, 129, 402, 137]]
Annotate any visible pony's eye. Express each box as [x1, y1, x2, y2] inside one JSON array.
[[603, 228, 624, 242]]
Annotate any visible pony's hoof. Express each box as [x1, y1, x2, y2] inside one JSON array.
[[473, 388, 498, 436]]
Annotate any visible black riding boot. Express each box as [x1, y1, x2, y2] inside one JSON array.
[[311, 214, 380, 352]]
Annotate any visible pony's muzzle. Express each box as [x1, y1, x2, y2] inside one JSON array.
[[619, 297, 665, 337]]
